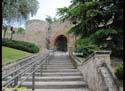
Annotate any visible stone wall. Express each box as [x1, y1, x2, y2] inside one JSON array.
[[70, 51, 118, 91], [49, 20, 75, 50], [8, 19, 76, 51]]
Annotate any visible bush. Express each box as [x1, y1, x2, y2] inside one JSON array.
[[16, 27, 25, 34], [75, 38, 99, 57], [2, 39, 39, 53], [75, 45, 98, 57], [114, 64, 123, 80]]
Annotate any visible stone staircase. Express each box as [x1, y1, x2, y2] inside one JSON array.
[[15, 52, 92, 91]]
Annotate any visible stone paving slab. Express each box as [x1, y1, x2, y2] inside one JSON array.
[[4, 88, 91, 91]]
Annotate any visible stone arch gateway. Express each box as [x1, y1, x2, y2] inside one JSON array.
[[54, 35, 67, 52], [12, 19, 76, 51]]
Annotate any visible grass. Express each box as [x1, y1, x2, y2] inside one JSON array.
[[2, 46, 32, 64]]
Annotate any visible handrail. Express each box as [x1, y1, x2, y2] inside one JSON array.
[[2, 53, 39, 70], [69, 52, 80, 61], [2, 53, 43, 79], [16, 57, 48, 88], [70, 50, 111, 66], [2, 54, 33, 66], [69, 51, 95, 66], [2, 54, 48, 87], [2, 50, 53, 90]]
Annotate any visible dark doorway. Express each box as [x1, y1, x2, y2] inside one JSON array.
[[55, 35, 67, 52]]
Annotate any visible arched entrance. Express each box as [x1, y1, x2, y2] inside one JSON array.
[[55, 35, 67, 52]]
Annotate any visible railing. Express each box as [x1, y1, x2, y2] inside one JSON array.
[[69, 51, 95, 66], [70, 51, 112, 66], [2, 50, 54, 91], [2, 53, 40, 76]]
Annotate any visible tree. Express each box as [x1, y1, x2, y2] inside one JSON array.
[[57, 0, 123, 57], [57, 0, 123, 36], [2, 0, 39, 24], [16, 27, 25, 34], [2, 24, 8, 39], [53, 17, 57, 22], [45, 15, 53, 24]]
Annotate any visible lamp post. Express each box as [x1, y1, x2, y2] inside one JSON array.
[[10, 26, 15, 40]]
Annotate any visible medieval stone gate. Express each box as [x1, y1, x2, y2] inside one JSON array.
[[12, 19, 76, 51]]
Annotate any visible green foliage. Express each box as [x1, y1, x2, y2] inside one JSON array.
[[16, 27, 25, 34], [75, 38, 99, 57], [57, 0, 123, 58], [92, 28, 117, 38], [114, 64, 123, 80], [2, 39, 39, 53], [90, 28, 123, 58], [2, 24, 8, 38], [45, 15, 53, 24], [57, 7, 70, 21], [2, 0, 39, 24], [90, 28, 118, 44], [2, 24, 7, 31]]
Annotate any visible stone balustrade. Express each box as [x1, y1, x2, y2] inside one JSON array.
[[69, 51, 119, 91]]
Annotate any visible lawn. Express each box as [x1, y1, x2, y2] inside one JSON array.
[[2, 46, 32, 64]]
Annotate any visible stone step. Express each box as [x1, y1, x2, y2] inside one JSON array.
[[25, 72, 82, 76], [47, 64, 73, 66], [4, 88, 91, 91], [5, 76, 84, 81], [35, 66, 75, 69], [24, 88, 91, 91], [36, 69, 79, 72], [25, 65, 74, 68], [24, 67, 75, 70], [46, 62, 72, 65], [24, 68, 76, 72], [46, 62, 72, 63], [48, 61, 72, 62], [36, 70, 79, 73], [21, 69, 78, 73], [42, 65, 74, 67], [27, 71, 80, 74], [37, 67, 75, 69], [4, 76, 84, 82], [2, 55, 91, 91], [49, 62, 72, 65], [20, 81, 88, 89]]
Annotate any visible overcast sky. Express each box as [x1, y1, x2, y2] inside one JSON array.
[[30, 0, 71, 21]]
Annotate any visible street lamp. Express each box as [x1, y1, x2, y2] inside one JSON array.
[[10, 26, 15, 40]]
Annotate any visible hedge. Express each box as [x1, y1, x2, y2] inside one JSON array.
[[2, 39, 39, 53]]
